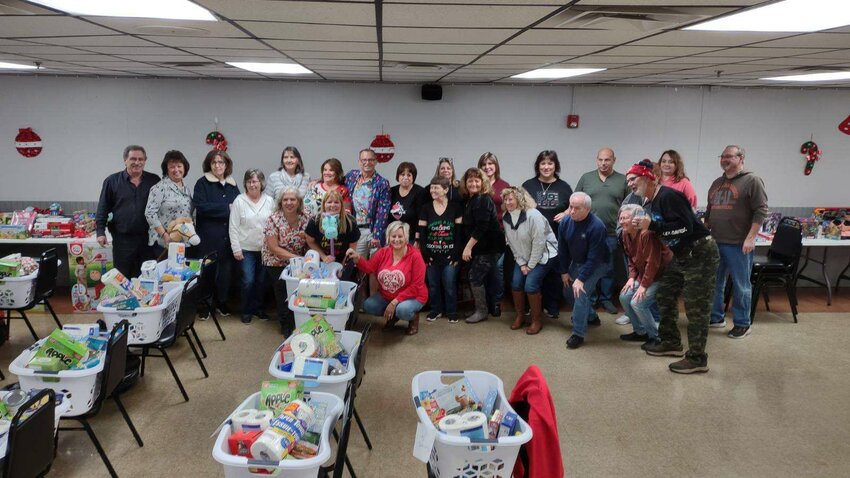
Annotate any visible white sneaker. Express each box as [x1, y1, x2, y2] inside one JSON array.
[[615, 314, 630, 325], [709, 319, 727, 328]]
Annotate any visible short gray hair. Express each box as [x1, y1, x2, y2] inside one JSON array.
[[571, 191, 592, 208], [619, 203, 642, 218], [123, 145, 146, 160], [243, 169, 266, 191], [725, 145, 746, 157], [385, 221, 410, 244]]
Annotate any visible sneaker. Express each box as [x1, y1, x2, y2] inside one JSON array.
[[641, 338, 661, 351], [644, 341, 685, 357], [426, 312, 442, 322], [545, 309, 559, 319], [588, 316, 601, 327], [615, 314, 631, 325], [620, 332, 649, 342], [601, 300, 618, 314], [447, 314, 459, 324], [198, 309, 210, 321], [669, 357, 709, 374], [565, 334, 585, 349], [728, 326, 751, 339], [241, 314, 252, 324], [216, 304, 231, 317], [709, 319, 727, 328]]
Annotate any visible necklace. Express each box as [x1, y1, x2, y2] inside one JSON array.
[[539, 179, 555, 195]]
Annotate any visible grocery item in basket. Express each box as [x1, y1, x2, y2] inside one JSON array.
[[482, 386, 499, 417], [0, 255, 21, 278], [0, 419, 9, 435], [30, 329, 89, 369], [290, 333, 318, 357], [293, 356, 328, 377], [488, 410, 502, 439], [250, 408, 312, 461], [101, 268, 132, 294], [62, 323, 100, 338], [3, 390, 28, 416], [259, 380, 304, 415], [438, 411, 488, 439], [168, 242, 186, 268], [431, 377, 482, 418], [283, 400, 315, 425], [289, 430, 320, 459], [296, 315, 343, 357], [303, 250, 321, 277], [232, 409, 273, 433], [18, 257, 38, 276], [228, 430, 263, 458], [498, 410, 519, 437], [140, 260, 157, 280]]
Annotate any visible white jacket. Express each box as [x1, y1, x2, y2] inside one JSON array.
[[229, 193, 274, 253], [503, 208, 558, 269]]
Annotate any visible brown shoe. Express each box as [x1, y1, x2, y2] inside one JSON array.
[[406, 314, 419, 336], [383, 315, 399, 330], [526, 292, 543, 335], [510, 290, 526, 330]]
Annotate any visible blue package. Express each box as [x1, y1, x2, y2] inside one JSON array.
[[338, 353, 350, 368], [278, 362, 293, 372], [482, 387, 499, 417]]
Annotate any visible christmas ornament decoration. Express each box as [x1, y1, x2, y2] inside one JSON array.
[[839, 115, 850, 136], [205, 130, 228, 151], [800, 140, 821, 176], [15, 127, 42, 157], [370, 134, 394, 163]]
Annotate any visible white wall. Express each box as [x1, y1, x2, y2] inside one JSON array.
[[1, 76, 848, 206]]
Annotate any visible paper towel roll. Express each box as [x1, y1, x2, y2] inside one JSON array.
[[231, 408, 258, 433], [290, 333, 317, 357], [289, 257, 304, 277], [459, 411, 488, 439], [438, 414, 465, 436], [303, 251, 321, 277], [250, 413, 307, 461], [283, 400, 315, 428], [250, 430, 288, 462], [298, 279, 339, 299]]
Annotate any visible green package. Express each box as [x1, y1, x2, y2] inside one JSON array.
[[0, 259, 20, 278], [31, 329, 88, 369], [259, 380, 304, 415], [27, 356, 65, 382], [297, 315, 343, 357]]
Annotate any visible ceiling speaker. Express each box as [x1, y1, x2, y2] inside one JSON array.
[[421, 84, 442, 101]]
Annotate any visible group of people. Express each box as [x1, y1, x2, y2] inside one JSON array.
[[95, 143, 767, 374]]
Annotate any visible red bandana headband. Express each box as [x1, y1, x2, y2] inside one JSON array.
[[627, 161, 656, 181]]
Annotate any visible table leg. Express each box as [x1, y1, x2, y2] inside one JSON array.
[[835, 254, 850, 294], [796, 246, 832, 306]]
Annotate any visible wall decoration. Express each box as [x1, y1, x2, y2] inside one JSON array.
[[14, 127, 42, 157], [801, 140, 821, 176], [370, 133, 395, 163], [839, 115, 850, 135], [205, 130, 228, 151]]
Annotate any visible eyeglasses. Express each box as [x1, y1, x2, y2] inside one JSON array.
[[360, 157, 377, 163], [719, 154, 739, 159], [626, 176, 639, 183], [211, 160, 226, 165]]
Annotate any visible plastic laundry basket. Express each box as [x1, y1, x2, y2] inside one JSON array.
[[98, 286, 182, 345], [288, 281, 356, 332], [212, 391, 343, 478], [280, 262, 343, 299], [268, 330, 361, 400], [411, 370, 533, 478], [9, 338, 107, 417], [0, 270, 38, 309]]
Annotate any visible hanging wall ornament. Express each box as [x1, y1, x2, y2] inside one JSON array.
[[15, 127, 42, 158], [370, 134, 395, 163], [800, 140, 821, 176], [839, 115, 850, 136], [205, 130, 228, 152]]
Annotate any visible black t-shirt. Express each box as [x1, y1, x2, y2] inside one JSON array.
[[419, 201, 464, 265], [389, 184, 424, 243], [304, 215, 361, 262], [521, 177, 573, 232], [647, 185, 709, 254]]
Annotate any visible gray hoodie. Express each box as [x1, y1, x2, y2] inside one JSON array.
[[705, 170, 769, 244], [503, 208, 558, 269]]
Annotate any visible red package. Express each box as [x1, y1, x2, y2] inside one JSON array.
[[228, 430, 262, 457]]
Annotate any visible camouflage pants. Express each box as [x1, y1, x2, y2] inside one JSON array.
[[656, 237, 720, 362]]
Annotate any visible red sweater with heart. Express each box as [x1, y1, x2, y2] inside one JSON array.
[[356, 246, 428, 304]]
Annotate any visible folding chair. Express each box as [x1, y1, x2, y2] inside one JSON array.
[[3, 388, 56, 478], [0, 248, 63, 341], [197, 251, 226, 341], [751, 217, 803, 323]]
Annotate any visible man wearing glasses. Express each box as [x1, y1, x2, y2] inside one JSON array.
[[705, 145, 769, 339], [345, 148, 391, 259]]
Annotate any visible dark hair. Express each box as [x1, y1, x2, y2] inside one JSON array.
[[396, 162, 418, 182], [477, 152, 501, 181], [657, 149, 688, 182], [534, 150, 561, 178], [460, 168, 492, 198], [160, 150, 190, 178], [202, 150, 233, 178], [243, 169, 266, 191], [279, 146, 304, 174], [429, 176, 451, 189], [123, 145, 146, 160], [359, 148, 377, 160], [320, 158, 344, 185]]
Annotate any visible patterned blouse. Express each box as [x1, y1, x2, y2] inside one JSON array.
[[144, 176, 193, 246], [304, 182, 351, 218], [262, 210, 310, 267]]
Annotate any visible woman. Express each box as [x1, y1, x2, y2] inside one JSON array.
[[478, 152, 510, 316], [304, 158, 351, 217], [521, 150, 573, 318], [346, 221, 427, 336], [305, 189, 360, 268], [417, 176, 463, 323], [389, 161, 424, 244], [656, 149, 697, 209], [144, 150, 193, 258], [435, 157, 463, 207], [460, 167, 505, 324], [502, 187, 558, 335], [266, 146, 311, 200], [229, 169, 275, 324], [263, 187, 311, 336], [193, 150, 240, 318], [618, 203, 672, 348]]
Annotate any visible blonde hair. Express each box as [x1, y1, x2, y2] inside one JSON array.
[[500, 186, 536, 212], [435, 158, 459, 188], [320, 190, 354, 235], [385, 221, 410, 245], [275, 186, 304, 215]]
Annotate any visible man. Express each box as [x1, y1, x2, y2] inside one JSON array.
[[628, 159, 719, 374], [95, 145, 160, 278], [575, 147, 631, 316], [706, 145, 769, 339], [558, 192, 610, 349]]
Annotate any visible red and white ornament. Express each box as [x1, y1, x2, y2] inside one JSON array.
[[370, 134, 395, 163], [839, 115, 850, 136], [15, 127, 42, 158]]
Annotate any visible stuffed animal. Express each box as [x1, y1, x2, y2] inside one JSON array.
[[166, 217, 201, 246]]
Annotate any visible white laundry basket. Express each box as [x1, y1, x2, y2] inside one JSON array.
[[288, 281, 356, 332], [98, 285, 182, 345], [212, 391, 343, 478], [268, 330, 361, 400], [411, 370, 533, 478], [0, 270, 38, 309], [154, 260, 195, 294], [9, 338, 107, 417], [279, 262, 342, 300]]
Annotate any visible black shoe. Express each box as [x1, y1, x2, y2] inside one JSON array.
[[216, 303, 231, 317], [669, 357, 709, 374], [728, 326, 751, 339], [620, 332, 649, 342], [447, 314, 459, 324], [241, 315, 252, 324], [255, 312, 271, 321], [641, 338, 661, 351], [426, 311, 441, 322], [588, 316, 601, 327], [198, 309, 210, 321], [566, 334, 585, 349], [644, 341, 685, 357], [490, 304, 502, 317], [545, 309, 559, 319]]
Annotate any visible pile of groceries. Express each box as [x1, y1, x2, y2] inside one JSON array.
[[0, 253, 38, 278], [277, 315, 349, 377], [291, 279, 348, 311], [418, 376, 521, 440], [24, 325, 108, 376]]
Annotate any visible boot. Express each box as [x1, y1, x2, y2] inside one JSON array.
[[510, 291, 526, 330], [406, 314, 419, 336], [526, 292, 543, 335], [465, 286, 489, 324]]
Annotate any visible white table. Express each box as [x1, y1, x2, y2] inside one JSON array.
[[755, 238, 850, 305]]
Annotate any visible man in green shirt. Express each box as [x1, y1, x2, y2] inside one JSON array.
[[575, 147, 631, 316]]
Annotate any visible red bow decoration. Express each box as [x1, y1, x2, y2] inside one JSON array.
[[801, 141, 821, 176]]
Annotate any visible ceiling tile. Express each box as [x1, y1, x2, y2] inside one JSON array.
[[384, 43, 490, 55], [476, 55, 565, 65], [699, 47, 835, 58], [238, 22, 375, 42], [752, 33, 850, 49], [511, 29, 648, 45], [490, 44, 603, 56], [630, 31, 791, 47], [796, 50, 850, 60], [198, 0, 375, 25], [185, 48, 282, 57], [139, 37, 265, 49], [0, 16, 116, 37], [0, 45, 84, 55], [79, 46, 188, 55], [289, 51, 378, 60], [23, 35, 158, 47], [266, 40, 377, 54], [601, 45, 721, 56], [383, 53, 476, 64], [384, 0, 562, 4], [383, 4, 558, 28], [383, 28, 515, 44], [578, 0, 766, 5], [80, 16, 246, 37]]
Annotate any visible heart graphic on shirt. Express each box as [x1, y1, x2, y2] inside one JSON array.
[[377, 269, 406, 294]]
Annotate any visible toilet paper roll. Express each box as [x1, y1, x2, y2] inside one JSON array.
[[231, 408, 258, 433], [459, 411, 488, 440], [289, 333, 317, 358], [250, 430, 288, 462], [283, 399, 315, 428], [289, 257, 304, 277], [302, 251, 321, 277], [438, 414, 465, 436], [298, 279, 339, 299], [243, 410, 273, 432]]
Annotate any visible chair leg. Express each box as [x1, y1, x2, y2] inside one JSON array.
[[786, 282, 799, 323], [81, 419, 118, 478], [189, 325, 207, 359], [113, 394, 144, 447], [18, 310, 39, 340], [140, 346, 148, 377], [331, 427, 358, 478], [183, 332, 209, 378], [160, 347, 190, 402], [763, 289, 771, 311], [353, 407, 373, 450], [43, 298, 63, 329], [0, 367, 5, 381], [209, 306, 226, 341]]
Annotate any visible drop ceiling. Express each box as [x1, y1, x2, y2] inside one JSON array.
[[1, 0, 849, 87]]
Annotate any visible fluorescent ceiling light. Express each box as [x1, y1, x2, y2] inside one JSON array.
[[226, 62, 313, 75], [29, 0, 216, 21], [761, 71, 850, 82], [686, 0, 850, 32], [0, 62, 38, 70], [511, 68, 606, 79]]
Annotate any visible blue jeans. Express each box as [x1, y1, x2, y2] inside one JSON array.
[[486, 253, 505, 309], [619, 281, 659, 339], [590, 235, 620, 304], [542, 267, 564, 314], [363, 295, 424, 321], [565, 262, 609, 338], [511, 261, 552, 294], [711, 243, 754, 327], [426, 263, 458, 316], [239, 251, 265, 317]]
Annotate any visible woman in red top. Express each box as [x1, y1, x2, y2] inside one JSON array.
[[346, 221, 428, 335]]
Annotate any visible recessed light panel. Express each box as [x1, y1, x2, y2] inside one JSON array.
[[29, 0, 217, 21], [686, 0, 850, 32], [511, 68, 606, 79]]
